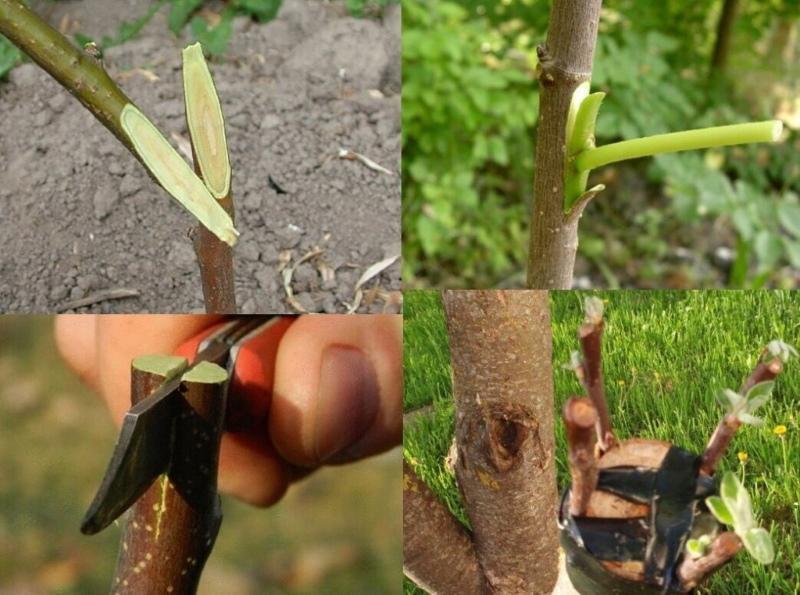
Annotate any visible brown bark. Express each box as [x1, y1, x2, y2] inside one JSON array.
[[527, 0, 602, 289], [113, 365, 227, 594], [677, 531, 742, 590], [563, 397, 598, 516], [403, 461, 487, 595], [578, 319, 615, 451], [191, 193, 236, 313], [740, 357, 782, 394], [442, 290, 558, 594], [711, 0, 740, 73]]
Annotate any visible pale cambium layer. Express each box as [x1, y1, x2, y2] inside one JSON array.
[[121, 104, 239, 246], [182, 43, 231, 199]]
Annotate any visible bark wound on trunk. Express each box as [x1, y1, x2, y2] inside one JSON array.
[[403, 461, 488, 594], [443, 290, 558, 594], [527, 0, 602, 289]]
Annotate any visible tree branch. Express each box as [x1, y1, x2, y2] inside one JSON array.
[[442, 290, 558, 594], [700, 355, 783, 475], [403, 461, 487, 594], [577, 317, 616, 451], [527, 0, 602, 289], [677, 531, 742, 590], [563, 397, 598, 516], [113, 360, 228, 593]]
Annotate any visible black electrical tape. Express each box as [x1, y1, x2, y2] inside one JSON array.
[[644, 447, 701, 589], [598, 468, 657, 503]]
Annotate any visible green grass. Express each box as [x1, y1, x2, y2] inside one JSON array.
[[0, 317, 400, 594], [404, 290, 800, 594]]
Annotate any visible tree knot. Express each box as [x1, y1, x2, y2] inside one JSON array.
[[485, 402, 537, 472]]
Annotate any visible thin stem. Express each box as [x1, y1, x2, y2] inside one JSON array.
[[575, 120, 782, 172], [0, 0, 134, 150], [678, 531, 742, 590], [563, 397, 598, 516], [578, 320, 616, 451]]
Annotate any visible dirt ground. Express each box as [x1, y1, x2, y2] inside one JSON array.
[[0, 0, 401, 313]]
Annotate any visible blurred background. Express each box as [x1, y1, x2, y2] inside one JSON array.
[[0, 317, 400, 594], [403, 0, 800, 289]]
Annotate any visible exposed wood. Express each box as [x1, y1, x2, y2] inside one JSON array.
[[443, 290, 558, 594], [584, 490, 649, 519], [527, 0, 603, 288], [677, 531, 743, 590], [563, 397, 598, 516], [600, 560, 645, 582], [402, 461, 487, 595], [578, 318, 616, 451], [112, 361, 228, 593], [597, 439, 671, 470]]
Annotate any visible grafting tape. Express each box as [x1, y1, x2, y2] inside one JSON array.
[[559, 445, 716, 594]]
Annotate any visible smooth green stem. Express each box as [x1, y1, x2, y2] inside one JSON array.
[[575, 120, 783, 172], [0, 0, 135, 151]]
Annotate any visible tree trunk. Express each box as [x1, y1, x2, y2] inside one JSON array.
[[711, 0, 740, 73], [527, 0, 602, 289], [403, 461, 488, 594], [442, 290, 559, 594]]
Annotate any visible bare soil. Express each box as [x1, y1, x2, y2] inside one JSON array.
[[0, 0, 401, 313]]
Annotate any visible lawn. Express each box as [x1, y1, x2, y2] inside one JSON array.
[[0, 317, 401, 595], [404, 290, 800, 594]]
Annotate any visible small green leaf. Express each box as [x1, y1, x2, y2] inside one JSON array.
[[720, 472, 755, 533], [778, 202, 800, 238], [742, 528, 774, 564], [744, 380, 774, 404], [737, 413, 764, 427], [685, 538, 707, 559], [706, 496, 734, 526], [718, 388, 743, 412], [766, 340, 798, 363]]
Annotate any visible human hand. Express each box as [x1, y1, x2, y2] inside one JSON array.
[[55, 314, 402, 507]]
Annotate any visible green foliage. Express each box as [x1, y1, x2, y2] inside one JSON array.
[[168, 0, 204, 35], [404, 0, 800, 287], [716, 380, 774, 426], [232, 0, 283, 22], [707, 472, 775, 564], [655, 152, 800, 286], [345, 0, 397, 17], [403, 0, 539, 287], [189, 11, 234, 56], [0, 34, 22, 80]]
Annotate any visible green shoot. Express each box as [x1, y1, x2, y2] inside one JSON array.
[[561, 82, 783, 213], [715, 380, 774, 426], [705, 472, 774, 564]]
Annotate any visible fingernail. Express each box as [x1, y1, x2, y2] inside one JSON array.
[[314, 345, 379, 463]]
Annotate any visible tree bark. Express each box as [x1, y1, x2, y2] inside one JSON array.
[[563, 397, 598, 517], [711, 0, 740, 73], [403, 461, 488, 594], [442, 290, 558, 594], [527, 0, 602, 289], [113, 362, 228, 594]]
